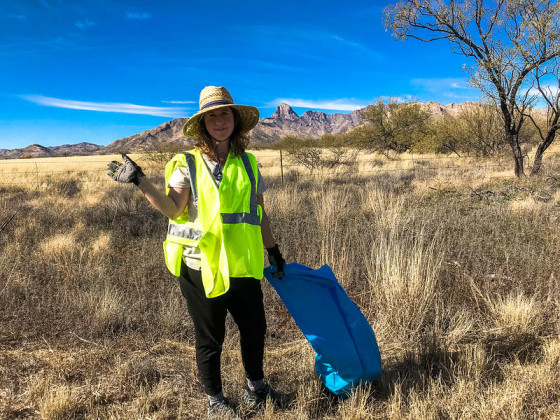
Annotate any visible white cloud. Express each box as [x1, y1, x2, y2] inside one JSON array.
[[21, 95, 187, 118], [378, 95, 416, 103], [411, 77, 471, 91], [269, 98, 367, 111], [523, 84, 560, 109], [75, 19, 95, 29], [125, 11, 151, 20], [409, 77, 483, 103], [162, 100, 196, 104], [526, 84, 560, 97]]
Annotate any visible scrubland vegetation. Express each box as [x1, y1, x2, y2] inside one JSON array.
[[274, 100, 544, 167], [2, 148, 560, 419]]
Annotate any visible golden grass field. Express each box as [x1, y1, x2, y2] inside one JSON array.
[[2, 148, 560, 419]]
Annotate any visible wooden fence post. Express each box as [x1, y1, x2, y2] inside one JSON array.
[[280, 149, 284, 185]]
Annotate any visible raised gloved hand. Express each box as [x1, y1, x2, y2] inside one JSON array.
[[106, 153, 145, 185], [267, 244, 285, 279]]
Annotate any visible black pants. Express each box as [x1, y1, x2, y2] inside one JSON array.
[[178, 263, 267, 396]]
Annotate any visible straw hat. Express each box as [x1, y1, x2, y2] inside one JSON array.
[[183, 86, 260, 138]]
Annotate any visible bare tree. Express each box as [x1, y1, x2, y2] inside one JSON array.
[[385, 0, 560, 177], [524, 63, 560, 174]]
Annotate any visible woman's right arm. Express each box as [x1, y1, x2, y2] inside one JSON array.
[[106, 154, 189, 220], [136, 177, 190, 220]]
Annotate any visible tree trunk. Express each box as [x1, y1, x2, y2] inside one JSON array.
[[510, 138, 525, 177], [531, 129, 558, 175], [500, 107, 525, 177], [532, 150, 544, 175]]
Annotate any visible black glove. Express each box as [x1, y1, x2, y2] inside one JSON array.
[[106, 153, 145, 185], [267, 244, 285, 279]]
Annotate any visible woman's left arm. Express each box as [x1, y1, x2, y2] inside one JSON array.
[[258, 194, 276, 248], [259, 193, 286, 278]]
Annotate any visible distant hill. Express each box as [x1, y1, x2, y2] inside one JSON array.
[[2, 101, 530, 159], [0, 142, 103, 159], [100, 118, 190, 154], [422, 101, 478, 117]]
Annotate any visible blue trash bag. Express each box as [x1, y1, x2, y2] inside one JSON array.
[[264, 262, 382, 396]]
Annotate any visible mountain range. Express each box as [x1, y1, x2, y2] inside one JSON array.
[[0, 101, 485, 159], [85, 102, 364, 156], [0, 142, 105, 160]]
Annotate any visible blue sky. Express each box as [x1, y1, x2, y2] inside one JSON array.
[[0, 0, 482, 149]]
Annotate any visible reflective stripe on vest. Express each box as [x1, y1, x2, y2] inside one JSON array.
[[221, 153, 260, 226], [167, 223, 203, 240], [183, 152, 198, 208], [165, 153, 200, 241]]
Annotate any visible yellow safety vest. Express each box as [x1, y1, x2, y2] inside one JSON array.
[[163, 149, 264, 298]]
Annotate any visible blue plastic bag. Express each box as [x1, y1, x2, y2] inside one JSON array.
[[264, 262, 382, 396]]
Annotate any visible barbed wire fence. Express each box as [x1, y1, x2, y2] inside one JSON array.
[[0, 150, 558, 189]]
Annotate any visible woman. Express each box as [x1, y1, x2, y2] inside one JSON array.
[[107, 86, 287, 417]]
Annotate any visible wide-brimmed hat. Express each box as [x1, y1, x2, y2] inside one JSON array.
[[182, 86, 260, 138]]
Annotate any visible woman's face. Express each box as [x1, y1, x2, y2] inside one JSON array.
[[203, 107, 235, 142]]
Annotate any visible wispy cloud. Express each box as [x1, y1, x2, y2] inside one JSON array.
[[526, 84, 560, 97], [1, 14, 26, 20], [378, 95, 417, 103], [244, 25, 381, 59], [38, 0, 57, 8], [411, 78, 471, 91], [125, 11, 151, 20], [410, 78, 482, 103], [0, 36, 91, 56], [269, 98, 367, 112], [75, 19, 95, 29], [523, 84, 560, 109], [330, 35, 376, 55], [21, 95, 187, 118], [162, 100, 196, 104]]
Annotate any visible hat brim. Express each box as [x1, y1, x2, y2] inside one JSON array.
[[182, 104, 260, 138]]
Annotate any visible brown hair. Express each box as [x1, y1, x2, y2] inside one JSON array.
[[193, 107, 249, 160]]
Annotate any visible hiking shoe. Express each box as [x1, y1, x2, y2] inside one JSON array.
[[208, 397, 238, 419], [242, 383, 290, 410]]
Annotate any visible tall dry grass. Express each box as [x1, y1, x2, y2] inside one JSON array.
[[2, 150, 560, 418]]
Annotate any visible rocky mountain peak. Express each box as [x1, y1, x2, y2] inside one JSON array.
[[272, 103, 298, 120], [301, 110, 329, 123]]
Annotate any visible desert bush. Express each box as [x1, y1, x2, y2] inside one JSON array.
[[38, 384, 86, 420], [275, 135, 323, 173], [422, 102, 543, 160], [276, 136, 360, 174], [486, 293, 546, 338], [428, 103, 507, 157], [114, 354, 162, 390], [368, 226, 443, 346], [51, 178, 80, 198], [83, 283, 131, 337], [358, 98, 431, 158]]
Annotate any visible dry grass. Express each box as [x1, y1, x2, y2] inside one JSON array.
[[2, 149, 560, 418]]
